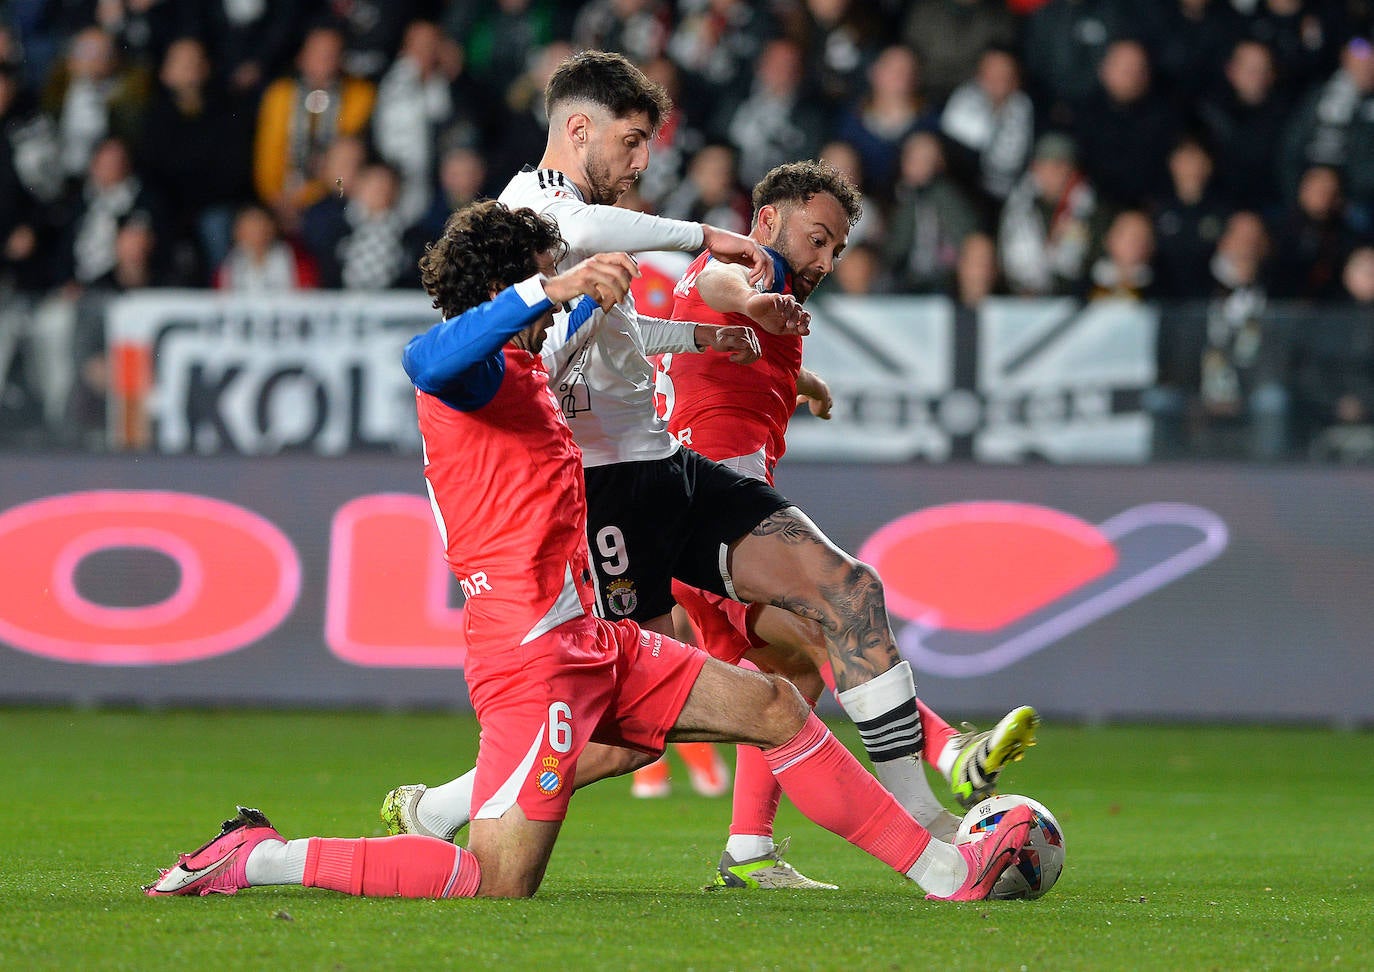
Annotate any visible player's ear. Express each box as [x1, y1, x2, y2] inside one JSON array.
[[566, 113, 591, 147], [757, 204, 781, 242]]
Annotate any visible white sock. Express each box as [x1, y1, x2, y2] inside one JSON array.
[[420, 769, 476, 838], [905, 839, 968, 898], [936, 737, 962, 779], [836, 662, 949, 824], [724, 834, 775, 861], [244, 837, 309, 886]]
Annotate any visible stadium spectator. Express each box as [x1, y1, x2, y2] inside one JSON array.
[[832, 44, 934, 193], [791, 0, 882, 107], [1293, 247, 1374, 459], [998, 132, 1101, 296], [901, 0, 1017, 106], [882, 131, 979, 295], [306, 161, 410, 291], [636, 55, 704, 207], [1151, 136, 1231, 300], [89, 0, 192, 70], [1281, 36, 1374, 233], [572, 0, 673, 65], [483, 41, 573, 192], [1151, 0, 1246, 106], [408, 145, 489, 254], [953, 231, 1002, 307], [371, 20, 458, 225], [41, 25, 152, 182], [0, 68, 53, 440], [940, 45, 1035, 208], [448, 0, 563, 92], [328, 0, 420, 81], [214, 204, 319, 292], [137, 36, 253, 277], [25, 136, 163, 439], [1199, 211, 1290, 459], [191, 0, 304, 97], [1086, 209, 1156, 301], [817, 138, 882, 247], [50, 136, 165, 290], [252, 24, 376, 229], [716, 37, 825, 187], [64, 216, 174, 443], [1196, 38, 1290, 213], [1021, 0, 1136, 127], [1246, 0, 1345, 94], [1270, 165, 1358, 301], [666, 0, 774, 122], [1072, 39, 1180, 209], [658, 142, 751, 234], [828, 241, 885, 295]]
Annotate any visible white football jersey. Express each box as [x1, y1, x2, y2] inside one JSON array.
[[498, 166, 704, 467]]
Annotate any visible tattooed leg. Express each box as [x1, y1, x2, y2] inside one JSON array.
[[726, 506, 898, 694], [727, 506, 960, 832]]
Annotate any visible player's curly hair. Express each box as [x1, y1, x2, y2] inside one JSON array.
[[545, 50, 673, 132], [752, 160, 863, 228], [419, 201, 567, 319]]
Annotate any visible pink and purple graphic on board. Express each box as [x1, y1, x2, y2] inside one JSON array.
[[858, 502, 1229, 677]]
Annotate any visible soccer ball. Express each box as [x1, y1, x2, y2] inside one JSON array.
[[956, 793, 1065, 900]]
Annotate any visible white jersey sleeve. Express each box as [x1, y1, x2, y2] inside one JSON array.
[[500, 167, 691, 467], [499, 167, 704, 259]]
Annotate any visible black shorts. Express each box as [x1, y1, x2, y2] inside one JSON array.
[[582, 448, 790, 623]]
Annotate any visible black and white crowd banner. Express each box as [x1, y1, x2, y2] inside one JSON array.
[[105, 287, 1156, 462]]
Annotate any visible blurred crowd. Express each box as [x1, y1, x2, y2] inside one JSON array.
[[2, 0, 1374, 456]]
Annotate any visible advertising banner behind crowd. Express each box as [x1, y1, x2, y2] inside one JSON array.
[[2, 456, 1369, 726], [105, 283, 1156, 462]]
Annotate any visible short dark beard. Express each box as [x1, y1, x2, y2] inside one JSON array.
[[583, 147, 623, 205]]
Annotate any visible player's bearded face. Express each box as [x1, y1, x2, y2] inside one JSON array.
[[768, 194, 850, 303], [582, 111, 651, 205]]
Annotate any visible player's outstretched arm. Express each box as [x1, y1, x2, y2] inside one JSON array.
[[696, 261, 810, 337], [796, 366, 833, 420]]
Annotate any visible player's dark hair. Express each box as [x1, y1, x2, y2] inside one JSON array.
[[752, 160, 863, 227], [544, 50, 673, 131], [420, 201, 567, 319]]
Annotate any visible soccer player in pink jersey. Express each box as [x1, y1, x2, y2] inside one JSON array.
[[143, 201, 1033, 902], [655, 160, 1039, 887]]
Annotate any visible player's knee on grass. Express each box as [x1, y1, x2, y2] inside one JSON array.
[[467, 813, 561, 899]]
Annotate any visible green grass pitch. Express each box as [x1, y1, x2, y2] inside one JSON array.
[[1, 709, 1370, 971]]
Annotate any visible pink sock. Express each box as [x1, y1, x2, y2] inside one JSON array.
[[729, 743, 782, 838], [764, 712, 932, 874], [918, 699, 959, 768], [303, 835, 481, 898]]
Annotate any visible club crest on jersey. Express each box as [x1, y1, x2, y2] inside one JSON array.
[[536, 755, 563, 795], [605, 579, 638, 617]]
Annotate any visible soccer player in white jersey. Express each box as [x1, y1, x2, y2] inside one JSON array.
[[381, 51, 1038, 887]]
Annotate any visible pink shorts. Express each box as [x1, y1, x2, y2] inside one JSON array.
[[672, 579, 766, 666], [464, 615, 707, 822]]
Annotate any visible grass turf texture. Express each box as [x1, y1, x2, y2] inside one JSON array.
[[1, 711, 1370, 971]]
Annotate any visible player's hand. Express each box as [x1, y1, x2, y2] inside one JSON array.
[[701, 225, 773, 289], [543, 252, 639, 311], [795, 367, 833, 420], [697, 324, 761, 364], [745, 292, 810, 336]]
